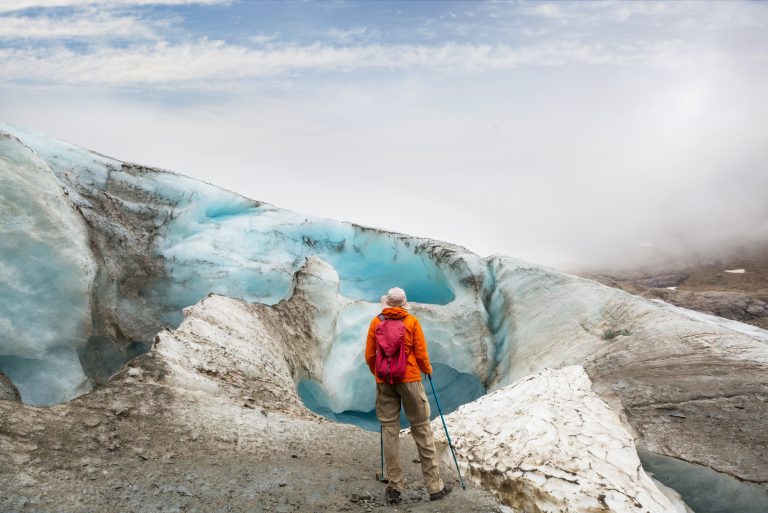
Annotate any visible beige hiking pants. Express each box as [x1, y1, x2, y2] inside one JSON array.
[[376, 381, 444, 494]]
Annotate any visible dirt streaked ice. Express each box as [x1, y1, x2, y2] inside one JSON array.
[[432, 366, 691, 513]]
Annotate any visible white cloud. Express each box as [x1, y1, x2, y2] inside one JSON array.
[[520, 27, 552, 38], [0, 13, 164, 39], [6, 57, 766, 270], [0, 0, 228, 13], [529, 4, 567, 21], [1, 0, 766, 270], [325, 26, 368, 44], [249, 33, 279, 45], [0, 38, 714, 86], [524, 0, 768, 29]]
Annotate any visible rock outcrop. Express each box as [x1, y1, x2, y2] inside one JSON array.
[[580, 253, 768, 330], [0, 370, 20, 401], [649, 289, 768, 325]]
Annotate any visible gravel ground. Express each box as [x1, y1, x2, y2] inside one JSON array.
[[1, 424, 505, 513]]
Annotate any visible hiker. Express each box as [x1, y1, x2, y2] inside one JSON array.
[[365, 287, 452, 504]]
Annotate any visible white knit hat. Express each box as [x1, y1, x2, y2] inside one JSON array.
[[380, 287, 410, 310]]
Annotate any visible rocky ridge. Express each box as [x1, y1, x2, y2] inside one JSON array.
[[578, 246, 768, 330]]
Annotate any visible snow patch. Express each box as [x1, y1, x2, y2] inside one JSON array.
[[432, 366, 685, 513]]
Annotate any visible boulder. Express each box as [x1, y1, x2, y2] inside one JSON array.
[[0, 370, 20, 401]]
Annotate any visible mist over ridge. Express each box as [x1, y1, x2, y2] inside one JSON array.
[[1, 1, 767, 271]]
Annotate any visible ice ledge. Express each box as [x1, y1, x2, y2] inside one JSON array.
[[432, 365, 693, 513], [140, 256, 339, 415]]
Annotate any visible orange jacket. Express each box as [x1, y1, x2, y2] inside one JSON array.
[[365, 307, 433, 383]]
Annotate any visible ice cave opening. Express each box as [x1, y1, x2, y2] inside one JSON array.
[[297, 362, 486, 432]]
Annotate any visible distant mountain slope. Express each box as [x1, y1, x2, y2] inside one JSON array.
[[578, 243, 768, 329]]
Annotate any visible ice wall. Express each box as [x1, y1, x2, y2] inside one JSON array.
[[157, 204, 457, 326], [0, 125, 479, 405], [278, 254, 489, 427], [485, 253, 768, 487], [0, 133, 94, 404], [482, 255, 634, 387]]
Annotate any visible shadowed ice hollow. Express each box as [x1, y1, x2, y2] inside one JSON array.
[[298, 362, 486, 431]]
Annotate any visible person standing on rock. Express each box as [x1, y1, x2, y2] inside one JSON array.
[[365, 287, 452, 504]]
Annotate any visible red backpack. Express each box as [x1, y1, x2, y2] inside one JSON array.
[[374, 314, 408, 384]]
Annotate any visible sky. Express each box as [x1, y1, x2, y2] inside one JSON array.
[[1, 0, 767, 270]]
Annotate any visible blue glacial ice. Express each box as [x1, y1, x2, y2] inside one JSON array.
[[0, 132, 94, 404], [3, 124, 767, 410], [298, 362, 486, 432], [0, 125, 471, 405]]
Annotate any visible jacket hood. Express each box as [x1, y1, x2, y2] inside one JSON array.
[[381, 307, 409, 320]]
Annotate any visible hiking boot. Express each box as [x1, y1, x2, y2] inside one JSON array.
[[385, 487, 402, 504], [429, 483, 453, 501]]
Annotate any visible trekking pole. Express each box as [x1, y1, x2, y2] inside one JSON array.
[[378, 425, 387, 483], [427, 374, 466, 490]]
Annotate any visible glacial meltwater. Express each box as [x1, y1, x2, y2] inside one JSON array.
[[639, 449, 768, 513]]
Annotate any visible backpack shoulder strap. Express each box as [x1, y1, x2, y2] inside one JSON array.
[[377, 314, 385, 321]]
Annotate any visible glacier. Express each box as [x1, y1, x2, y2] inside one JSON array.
[[2, 125, 768, 512], [0, 125, 472, 406]]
